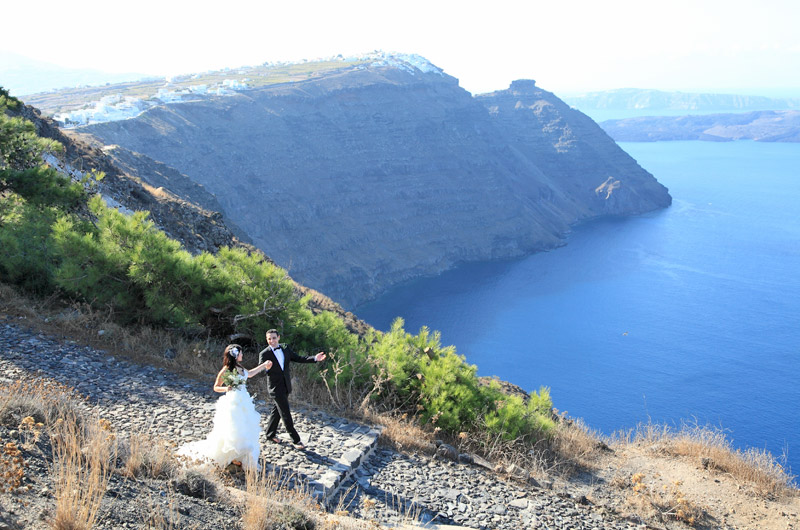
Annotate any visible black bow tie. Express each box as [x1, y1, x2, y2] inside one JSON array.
[[273, 347, 282, 352]]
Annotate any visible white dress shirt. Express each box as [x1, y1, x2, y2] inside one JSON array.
[[273, 346, 285, 370]]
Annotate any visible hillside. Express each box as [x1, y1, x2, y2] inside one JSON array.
[[599, 110, 800, 142], [31, 56, 671, 308], [10, 99, 369, 335]]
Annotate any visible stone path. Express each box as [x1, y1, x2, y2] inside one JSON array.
[[0, 317, 645, 529]]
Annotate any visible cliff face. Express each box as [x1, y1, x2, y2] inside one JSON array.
[[77, 65, 671, 308], [477, 80, 673, 217]]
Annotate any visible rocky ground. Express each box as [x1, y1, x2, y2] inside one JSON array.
[[1, 314, 797, 529]]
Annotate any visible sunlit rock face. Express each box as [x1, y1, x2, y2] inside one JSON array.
[[79, 65, 670, 308]]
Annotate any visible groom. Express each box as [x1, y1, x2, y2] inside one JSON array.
[[258, 329, 326, 449]]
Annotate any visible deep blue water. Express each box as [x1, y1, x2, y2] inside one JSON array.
[[355, 141, 800, 476]]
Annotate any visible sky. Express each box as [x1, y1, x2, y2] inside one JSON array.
[[3, 0, 800, 97]]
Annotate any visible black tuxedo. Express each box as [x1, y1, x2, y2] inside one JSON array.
[[257, 343, 316, 443]]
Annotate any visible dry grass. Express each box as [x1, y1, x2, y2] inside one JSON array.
[[621, 472, 708, 527], [616, 420, 796, 498], [667, 424, 794, 497], [50, 412, 117, 530], [361, 410, 434, 454], [0, 378, 84, 433], [0, 283, 223, 383], [318, 513, 383, 529], [242, 463, 320, 530], [545, 415, 607, 474], [119, 431, 178, 480], [435, 412, 608, 483], [292, 353, 436, 456], [293, 352, 384, 417], [0, 378, 79, 500], [0, 283, 41, 320]]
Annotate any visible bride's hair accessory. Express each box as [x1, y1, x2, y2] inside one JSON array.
[[228, 346, 241, 358]]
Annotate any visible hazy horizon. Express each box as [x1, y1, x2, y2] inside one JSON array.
[[3, 49, 799, 102], [2, 0, 799, 98]]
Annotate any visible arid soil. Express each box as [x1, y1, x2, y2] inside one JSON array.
[[557, 441, 799, 529]]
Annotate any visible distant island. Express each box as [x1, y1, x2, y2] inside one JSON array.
[[562, 88, 800, 112], [599, 110, 800, 142]]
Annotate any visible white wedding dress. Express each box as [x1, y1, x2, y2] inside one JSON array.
[[177, 369, 262, 469]]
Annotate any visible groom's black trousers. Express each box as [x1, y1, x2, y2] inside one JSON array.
[[265, 391, 300, 444]]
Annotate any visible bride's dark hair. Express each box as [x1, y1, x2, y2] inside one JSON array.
[[223, 344, 243, 372]]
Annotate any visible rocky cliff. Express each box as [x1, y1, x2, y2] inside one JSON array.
[[72, 61, 671, 308], [476, 80, 672, 217]]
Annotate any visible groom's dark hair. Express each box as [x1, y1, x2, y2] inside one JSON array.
[[266, 329, 279, 338]]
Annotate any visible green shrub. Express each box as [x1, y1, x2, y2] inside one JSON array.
[[370, 319, 479, 431], [1, 166, 85, 210], [50, 200, 148, 321], [0, 200, 63, 293], [415, 332, 482, 431], [482, 384, 555, 440], [0, 105, 62, 171], [1, 93, 91, 292], [208, 245, 303, 338], [291, 309, 374, 387], [47, 195, 303, 332], [0, 87, 21, 112], [364, 318, 555, 439], [368, 318, 425, 408]]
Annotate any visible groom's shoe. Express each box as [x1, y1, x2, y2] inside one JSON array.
[[292, 442, 306, 450], [268, 436, 281, 444]]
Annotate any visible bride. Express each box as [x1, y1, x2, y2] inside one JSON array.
[[178, 344, 272, 469]]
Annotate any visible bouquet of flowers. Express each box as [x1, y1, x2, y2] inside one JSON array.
[[222, 369, 247, 390]]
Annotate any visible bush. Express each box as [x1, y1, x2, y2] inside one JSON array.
[[482, 384, 555, 441], [292, 309, 373, 389], [366, 318, 554, 439], [0, 200, 63, 294], [0, 99, 62, 171], [208, 245, 303, 338], [48, 196, 305, 334]]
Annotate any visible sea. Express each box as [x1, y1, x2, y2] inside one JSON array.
[[355, 137, 800, 477]]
